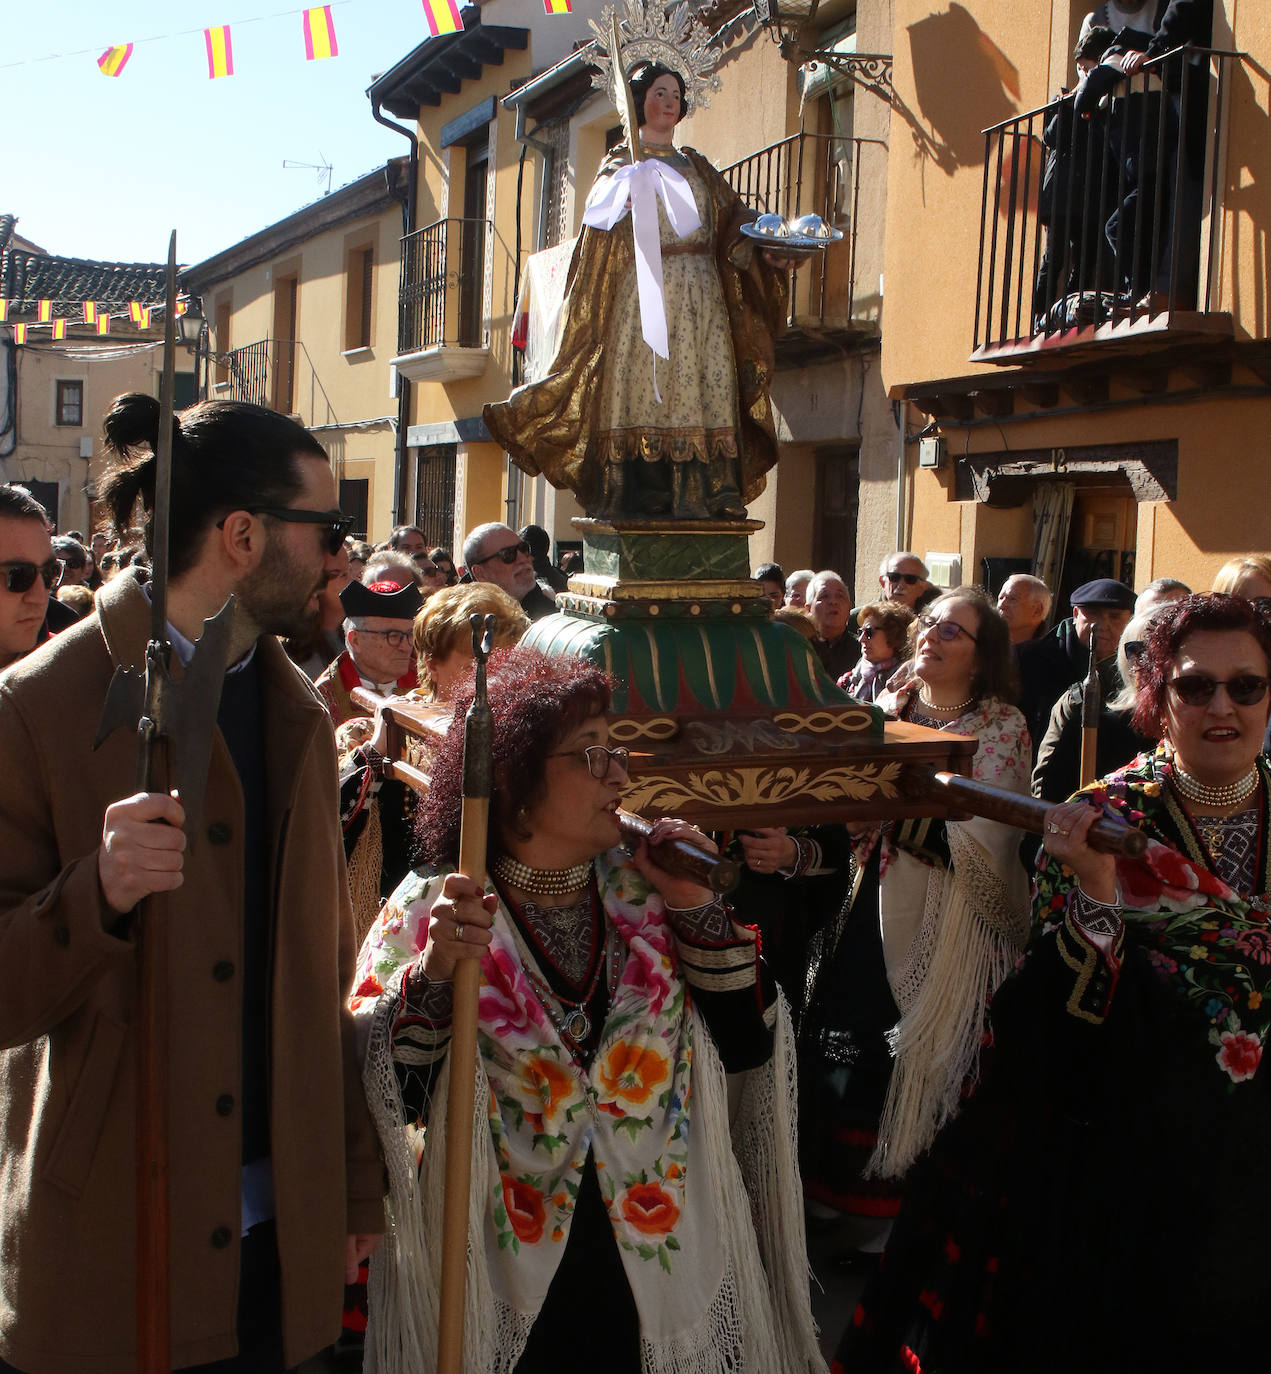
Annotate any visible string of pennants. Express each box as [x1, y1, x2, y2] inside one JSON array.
[[93, 1, 572, 81], [1, 298, 188, 344]]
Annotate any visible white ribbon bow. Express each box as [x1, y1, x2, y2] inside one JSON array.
[[582, 158, 702, 366]]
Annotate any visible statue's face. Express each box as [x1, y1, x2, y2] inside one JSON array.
[[642, 74, 683, 137]]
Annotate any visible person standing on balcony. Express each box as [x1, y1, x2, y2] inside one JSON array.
[[484, 60, 793, 523]]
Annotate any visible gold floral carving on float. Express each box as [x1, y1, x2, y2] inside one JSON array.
[[609, 716, 679, 742], [773, 708, 878, 734], [623, 761, 903, 812]]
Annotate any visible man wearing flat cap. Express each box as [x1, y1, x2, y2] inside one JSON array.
[[1017, 577, 1136, 764], [315, 577, 422, 726]]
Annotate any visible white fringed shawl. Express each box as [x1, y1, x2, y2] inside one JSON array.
[[867, 694, 1033, 1178]]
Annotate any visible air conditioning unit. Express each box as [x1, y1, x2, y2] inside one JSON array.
[[919, 436, 945, 469], [925, 553, 962, 589], [79, 437, 93, 460]]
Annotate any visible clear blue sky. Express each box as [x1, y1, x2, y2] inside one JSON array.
[[4, 1, 439, 268]]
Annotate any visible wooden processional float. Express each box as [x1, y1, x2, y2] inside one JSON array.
[[364, 516, 1144, 879]]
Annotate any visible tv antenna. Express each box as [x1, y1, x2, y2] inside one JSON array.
[[282, 153, 333, 196]]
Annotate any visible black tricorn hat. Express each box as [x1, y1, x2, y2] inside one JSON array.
[[339, 578, 423, 620]]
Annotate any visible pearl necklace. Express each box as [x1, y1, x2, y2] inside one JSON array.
[[491, 853, 593, 896], [1172, 762, 1259, 811], [917, 687, 976, 715]]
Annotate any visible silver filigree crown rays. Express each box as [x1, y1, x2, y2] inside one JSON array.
[[590, 0, 722, 115]]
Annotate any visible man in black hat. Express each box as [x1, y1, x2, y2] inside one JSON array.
[[315, 576, 423, 726], [1017, 577, 1136, 762]]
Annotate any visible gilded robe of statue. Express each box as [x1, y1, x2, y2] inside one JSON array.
[[484, 145, 788, 522]]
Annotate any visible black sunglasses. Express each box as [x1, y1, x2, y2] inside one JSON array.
[[1169, 674, 1270, 707], [1, 559, 61, 594], [474, 540, 530, 566], [1123, 640, 1147, 661], [886, 571, 923, 586], [858, 624, 883, 641], [917, 612, 978, 644], [218, 507, 353, 556]]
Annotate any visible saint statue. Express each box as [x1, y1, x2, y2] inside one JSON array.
[[484, 32, 793, 523]]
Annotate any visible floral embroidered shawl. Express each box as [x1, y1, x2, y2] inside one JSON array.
[[353, 849, 826, 1374], [1033, 746, 1271, 1086]]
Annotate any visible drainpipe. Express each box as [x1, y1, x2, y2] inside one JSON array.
[[894, 399, 908, 550], [372, 98, 419, 528]]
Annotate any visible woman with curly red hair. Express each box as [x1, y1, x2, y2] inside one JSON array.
[[840, 592, 1271, 1372], [352, 649, 826, 1374]]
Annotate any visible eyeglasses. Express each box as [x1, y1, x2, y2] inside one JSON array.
[[916, 612, 978, 644], [1168, 674, 1270, 707], [1, 559, 61, 594], [355, 628, 411, 650], [248, 507, 353, 556], [473, 540, 530, 566], [1123, 640, 1147, 661], [412, 555, 443, 578], [548, 744, 630, 779], [886, 571, 923, 586], [858, 624, 883, 641]]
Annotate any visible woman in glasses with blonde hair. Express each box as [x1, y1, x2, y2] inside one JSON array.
[[842, 592, 1271, 1370], [352, 649, 824, 1374]]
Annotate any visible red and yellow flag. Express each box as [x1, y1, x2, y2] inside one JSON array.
[[52, 318, 66, 341], [97, 315, 111, 336], [139, 307, 153, 330], [83, 301, 97, 325], [422, 0, 462, 38], [128, 302, 144, 325], [0, 301, 7, 323], [97, 43, 134, 77], [303, 6, 339, 60], [37, 300, 52, 322], [13, 324, 26, 344], [543, 0, 572, 12], [205, 25, 234, 79]]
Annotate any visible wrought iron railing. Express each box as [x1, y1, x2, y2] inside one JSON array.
[[721, 131, 881, 327], [972, 45, 1238, 356], [398, 217, 493, 355], [219, 337, 339, 428]]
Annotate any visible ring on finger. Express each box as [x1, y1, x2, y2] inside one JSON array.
[[455, 922, 464, 942]]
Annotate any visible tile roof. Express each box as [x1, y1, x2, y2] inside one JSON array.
[[1, 223, 168, 320]]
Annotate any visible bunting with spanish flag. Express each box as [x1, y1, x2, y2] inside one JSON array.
[[421, 0, 462, 38], [83, 301, 97, 325], [0, 301, 8, 323], [302, 6, 338, 60], [51, 319, 66, 341], [128, 302, 144, 325], [205, 25, 234, 79], [97, 43, 134, 77], [13, 325, 26, 345], [36, 300, 52, 322], [543, 0, 572, 12], [96, 315, 111, 336]]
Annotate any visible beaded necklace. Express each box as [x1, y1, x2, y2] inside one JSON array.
[[1172, 762, 1259, 811], [492, 852, 592, 896]]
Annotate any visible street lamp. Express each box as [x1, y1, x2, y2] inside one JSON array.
[[177, 298, 210, 401], [753, 0, 895, 103]]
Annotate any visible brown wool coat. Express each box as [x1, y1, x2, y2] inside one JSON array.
[[0, 573, 384, 1373]]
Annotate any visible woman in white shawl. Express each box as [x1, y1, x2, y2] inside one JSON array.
[[352, 649, 825, 1374]]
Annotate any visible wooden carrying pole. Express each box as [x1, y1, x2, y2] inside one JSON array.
[[437, 616, 496, 1374], [1080, 626, 1101, 789]]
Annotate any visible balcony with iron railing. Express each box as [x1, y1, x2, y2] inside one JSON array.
[[972, 45, 1241, 364], [394, 216, 496, 384], [721, 130, 885, 364], [216, 337, 340, 430]]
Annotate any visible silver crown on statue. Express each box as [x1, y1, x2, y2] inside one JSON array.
[[590, 0, 722, 116]]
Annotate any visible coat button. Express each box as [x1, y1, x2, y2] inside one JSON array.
[[210, 1226, 232, 1249], [53, 925, 70, 947], [216, 1094, 235, 1117], [212, 960, 235, 982], [207, 822, 232, 845]]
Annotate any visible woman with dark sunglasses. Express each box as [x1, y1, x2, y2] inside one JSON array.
[[839, 601, 913, 703], [801, 590, 1030, 1262], [841, 593, 1271, 1372]]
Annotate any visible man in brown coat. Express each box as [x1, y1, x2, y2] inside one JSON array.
[[0, 395, 383, 1373]]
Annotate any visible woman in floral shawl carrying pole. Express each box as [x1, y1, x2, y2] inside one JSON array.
[[839, 592, 1271, 1372], [353, 648, 826, 1374]]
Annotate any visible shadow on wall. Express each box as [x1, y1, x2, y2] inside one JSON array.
[[898, 4, 1022, 178], [1225, 58, 1271, 339]]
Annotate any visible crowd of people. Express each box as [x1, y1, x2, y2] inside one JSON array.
[[3, 399, 1271, 1371]]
